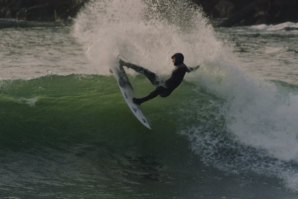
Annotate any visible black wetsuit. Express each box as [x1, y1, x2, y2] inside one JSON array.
[[119, 59, 192, 105], [132, 63, 190, 104], [165, 64, 190, 94]]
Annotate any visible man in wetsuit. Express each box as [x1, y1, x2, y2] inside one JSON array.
[[119, 53, 199, 105]]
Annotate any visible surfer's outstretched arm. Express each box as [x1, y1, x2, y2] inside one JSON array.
[[119, 59, 160, 86]]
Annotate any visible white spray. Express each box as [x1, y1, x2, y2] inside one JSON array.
[[73, 0, 222, 74]]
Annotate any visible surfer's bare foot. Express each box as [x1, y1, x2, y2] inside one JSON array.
[[133, 98, 142, 105], [119, 59, 126, 67]]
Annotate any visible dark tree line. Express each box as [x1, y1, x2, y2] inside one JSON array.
[[193, 0, 298, 26], [0, 0, 87, 22], [0, 0, 298, 26]]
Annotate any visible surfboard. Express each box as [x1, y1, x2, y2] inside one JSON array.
[[111, 64, 151, 129]]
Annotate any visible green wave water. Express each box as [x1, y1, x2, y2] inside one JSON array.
[[1, 75, 298, 199], [0, 74, 214, 146], [0, 74, 225, 199]]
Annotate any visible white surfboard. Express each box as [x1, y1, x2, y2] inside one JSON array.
[[112, 65, 151, 129]]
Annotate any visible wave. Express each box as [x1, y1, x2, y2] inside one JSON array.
[[1, 73, 298, 192], [251, 22, 298, 32], [71, 0, 298, 192], [0, 74, 215, 142], [0, 18, 60, 29]]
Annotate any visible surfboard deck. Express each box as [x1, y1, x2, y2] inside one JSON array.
[[111, 64, 151, 129]]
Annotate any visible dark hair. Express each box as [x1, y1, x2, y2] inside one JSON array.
[[171, 53, 184, 65]]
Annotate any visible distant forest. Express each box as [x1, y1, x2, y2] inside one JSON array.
[[0, 0, 298, 26], [0, 0, 86, 22]]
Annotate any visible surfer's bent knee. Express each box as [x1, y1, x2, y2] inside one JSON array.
[[156, 86, 171, 97]]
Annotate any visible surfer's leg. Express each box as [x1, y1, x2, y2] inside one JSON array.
[[133, 86, 170, 105], [119, 59, 159, 86], [133, 89, 159, 105]]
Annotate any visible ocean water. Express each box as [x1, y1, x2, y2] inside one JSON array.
[[1, 0, 298, 198]]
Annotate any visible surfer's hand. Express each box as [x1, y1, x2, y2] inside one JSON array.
[[189, 65, 200, 72], [194, 65, 200, 70]]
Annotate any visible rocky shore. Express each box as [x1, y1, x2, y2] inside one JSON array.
[[0, 0, 298, 27]]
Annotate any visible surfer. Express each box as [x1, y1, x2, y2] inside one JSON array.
[[119, 53, 199, 105]]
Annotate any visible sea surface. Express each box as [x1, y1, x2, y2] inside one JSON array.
[[1, 0, 298, 198]]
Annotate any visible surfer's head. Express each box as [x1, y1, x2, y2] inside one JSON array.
[[171, 53, 184, 66]]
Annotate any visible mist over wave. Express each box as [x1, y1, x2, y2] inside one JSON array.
[[73, 0, 222, 75]]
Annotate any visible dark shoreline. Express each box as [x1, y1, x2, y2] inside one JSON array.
[[0, 0, 87, 23], [195, 0, 298, 27], [0, 0, 297, 27]]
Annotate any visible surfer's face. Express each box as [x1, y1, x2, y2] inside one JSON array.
[[172, 58, 176, 66]]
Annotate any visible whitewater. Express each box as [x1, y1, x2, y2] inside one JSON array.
[[0, 0, 298, 198]]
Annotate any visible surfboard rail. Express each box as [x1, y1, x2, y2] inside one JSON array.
[[112, 65, 151, 129]]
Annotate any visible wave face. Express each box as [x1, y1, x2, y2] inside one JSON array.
[[0, 75, 227, 199], [1, 74, 298, 198]]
